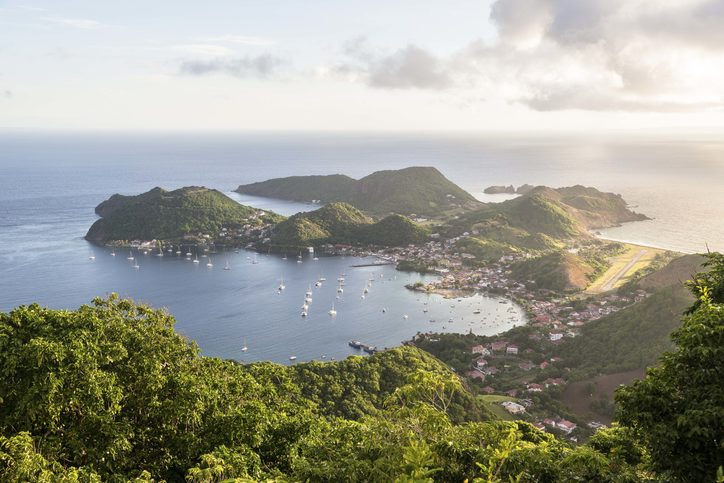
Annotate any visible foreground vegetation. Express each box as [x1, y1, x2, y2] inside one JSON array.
[[0, 253, 721, 481]]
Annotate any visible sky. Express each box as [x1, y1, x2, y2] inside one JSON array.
[[1, 0, 723, 132]]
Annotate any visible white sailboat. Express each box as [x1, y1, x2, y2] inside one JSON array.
[[278, 277, 285, 291], [193, 253, 200, 264], [328, 304, 337, 316], [110, 249, 116, 257], [224, 260, 231, 270], [241, 338, 248, 352], [206, 257, 213, 268]]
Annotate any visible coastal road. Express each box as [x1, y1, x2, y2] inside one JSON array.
[[600, 249, 648, 292]]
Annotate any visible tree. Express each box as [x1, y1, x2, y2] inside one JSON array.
[[616, 253, 724, 482]]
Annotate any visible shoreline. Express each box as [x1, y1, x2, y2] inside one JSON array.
[[593, 234, 686, 254]]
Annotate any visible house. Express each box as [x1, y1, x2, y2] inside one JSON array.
[[501, 401, 526, 414], [544, 378, 565, 387], [475, 358, 489, 368], [539, 361, 549, 370], [465, 369, 485, 381], [472, 345, 490, 356], [549, 333, 564, 342], [505, 389, 518, 397], [526, 383, 544, 393], [481, 386, 496, 394], [533, 422, 546, 431], [543, 418, 556, 427], [491, 341, 507, 352], [518, 362, 535, 371], [506, 345, 519, 355], [557, 420, 577, 434]]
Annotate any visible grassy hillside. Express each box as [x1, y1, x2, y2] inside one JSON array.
[[237, 166, 481, 216], [447, 185, 646, 242], [559, 285, 693, 378], [86, 186, 281, 243], [270, 202, 428, 250], [511, 251, 596, 292]]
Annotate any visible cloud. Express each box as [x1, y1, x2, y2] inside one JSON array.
[[171, 44, 234, 57], [44, 16, 105, 30], [178, 54, 285, 79], [332, 38, 451, 90], [194, 35, 275, 47], [332, 0, 724, 112]]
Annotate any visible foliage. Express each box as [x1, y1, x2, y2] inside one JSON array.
[[271, 202, 428, 249], [511, 251, 594, 292], [86, 187, 282, 243], [0, 289, 700, 481], [559, 285, 693, 378], [238, 166, 480, 216], [616, 253, 724, 482]]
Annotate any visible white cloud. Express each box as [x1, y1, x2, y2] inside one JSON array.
[[331, 38, 451, 90], [195, 35, 275, 47], [332, 0, 724, 112], [178, 54, 285, 79], [171, 44, 235, 57], [44, 16, 105, 30]]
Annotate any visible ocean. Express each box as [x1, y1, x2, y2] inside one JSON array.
[[1, 131, 721, 361]]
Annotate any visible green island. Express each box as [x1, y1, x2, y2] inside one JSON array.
[[0, 254, 721, 481]]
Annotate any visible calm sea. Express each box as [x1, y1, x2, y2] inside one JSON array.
[[0, 132, 721, 361]]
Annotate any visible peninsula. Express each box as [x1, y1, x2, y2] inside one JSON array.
[[86, 186, 282, 245]]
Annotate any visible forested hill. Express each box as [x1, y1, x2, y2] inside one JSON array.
[[447, 185, 648, 241], [270, 202, 429, 250], [86, 186, 282, 243], [236, 166, 481, 216]]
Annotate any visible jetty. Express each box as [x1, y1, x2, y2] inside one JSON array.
[[350, 261, 395, 268], [348, 340, 378, 354]]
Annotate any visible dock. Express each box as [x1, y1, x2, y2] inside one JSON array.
[[348, 340, 378, 354], [350, 261, 395, 268]]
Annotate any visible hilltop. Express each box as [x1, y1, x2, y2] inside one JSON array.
[[236, 166, 481, 216], [86, 186, 282, 244], [270, 202, 428, 250]]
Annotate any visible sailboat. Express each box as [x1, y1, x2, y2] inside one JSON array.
[[156, 246, 164, 257], [241, 338, 248, 352], [206, 257, 213, 268], [328, 304, 337, 316], [278, 277, 285, 291], [305, 285, 313, 297], [223, 260, 231, 270], [110, 248, 116, 257], [132, 258, 140, 270], [176, 246, 182, 255], [193, 253, 200, 264], [127, 251, 134, 260]]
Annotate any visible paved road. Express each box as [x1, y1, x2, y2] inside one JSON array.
[[601, 249, 648, 292]]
